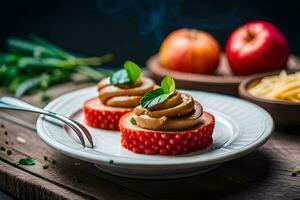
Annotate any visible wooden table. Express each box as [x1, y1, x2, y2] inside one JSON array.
[[0, 82, 299, 200]]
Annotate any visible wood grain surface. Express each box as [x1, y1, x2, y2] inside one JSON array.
[[0, 82, 299, 200]]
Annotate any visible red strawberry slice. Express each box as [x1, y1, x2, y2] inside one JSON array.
[[119, 112, 215, 155], [84, 98, 132, 130]]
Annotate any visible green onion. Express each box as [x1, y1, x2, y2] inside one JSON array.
[[0, 35, 113, 97]]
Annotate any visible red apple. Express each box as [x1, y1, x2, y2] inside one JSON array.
[[226, 21, 289, 75], [159, 28, 220, 74]]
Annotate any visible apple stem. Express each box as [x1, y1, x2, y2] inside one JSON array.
[[243, 26, 254, 42], [190, 29, 198, 40]]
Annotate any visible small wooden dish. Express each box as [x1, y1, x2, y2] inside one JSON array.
[[238, 72, 300, 126], [147, 53, 300, 96]]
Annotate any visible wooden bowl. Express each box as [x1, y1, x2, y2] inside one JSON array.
[[238, 72, 300, 126], [147, 53, 300, 96]]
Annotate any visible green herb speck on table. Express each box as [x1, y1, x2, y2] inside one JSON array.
[[17, 157, 35, 166], [43, 164, 49, 169], [6, 150, 12, 155]]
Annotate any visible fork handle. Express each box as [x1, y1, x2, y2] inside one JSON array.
[[0, 96, 47, 114], [0, 96, 87, 147]]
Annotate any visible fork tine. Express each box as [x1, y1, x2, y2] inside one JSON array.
[[42, 115, 86, 147], [71, 126, 86, 147], [75, 122, 94, 148]]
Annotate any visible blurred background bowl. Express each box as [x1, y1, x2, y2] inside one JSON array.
[[147, 53, 300, 96], [238, 72, 300, 126]]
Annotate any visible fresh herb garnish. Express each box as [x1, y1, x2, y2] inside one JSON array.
[[0, 146, 6, 151], [130, 117, 137, 125], [0, 35, 113, 97], [17, 157, 35, 166], [161, 75, 175, 94], [110, 60, 141, 85], [140, 88, 169, 108], [124, 60, 141, 84], [140, 75, 175, 108], [41, 93, 51, 103], [6, 150, 12, 155], [43, 164, 49, 169]]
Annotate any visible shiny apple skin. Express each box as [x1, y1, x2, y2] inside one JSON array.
[[159, 28, 220, 74], [226, 21, 289, 76]]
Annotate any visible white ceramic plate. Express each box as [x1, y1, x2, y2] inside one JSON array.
[[36, 87, 273, 179]]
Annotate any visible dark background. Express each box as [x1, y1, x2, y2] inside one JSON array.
[[0, 0, 300, 67]]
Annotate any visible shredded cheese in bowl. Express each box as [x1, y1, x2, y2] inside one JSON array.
[[248, 70, 300, 102]]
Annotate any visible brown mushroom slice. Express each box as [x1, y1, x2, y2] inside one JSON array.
[[98, 77, 155, 103], [105, 96, 141, 108], [134, 93, 194, 118], [135, 102, 203, 130]]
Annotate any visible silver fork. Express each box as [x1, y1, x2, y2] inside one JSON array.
[[0, 97, 93, 148]]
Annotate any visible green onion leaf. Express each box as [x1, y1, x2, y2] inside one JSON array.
[[2, 35, 113, 96], [76, 65, 111, 80], [75, 53, 113, 66], [0, 53, 20, 65], [30, 34, 74, 59], [18, 57, 71, 69], [15, 77, 41, 97], [7, 38, 57, 58]]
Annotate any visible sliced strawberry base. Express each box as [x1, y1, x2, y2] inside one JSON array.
[[119, 112, 215, 155], [83, 98, 132, 130]]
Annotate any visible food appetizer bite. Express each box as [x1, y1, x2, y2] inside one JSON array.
[[84, 60, 155, 130], [119, 76, 215, 155]]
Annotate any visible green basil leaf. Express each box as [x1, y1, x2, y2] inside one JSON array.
[[17, 157, 35, 166], [130, 117, 137, 125], [161, 75, 175, 95], [140, 88, 169, 108], [110, 69, 130, 85], [124, 60, 141, 84]]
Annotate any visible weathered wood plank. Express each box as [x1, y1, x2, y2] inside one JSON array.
[[0, 113, 148, 200], [0, 160, 86, 200]]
